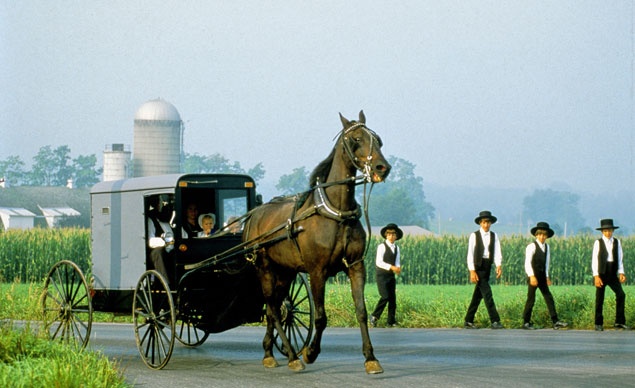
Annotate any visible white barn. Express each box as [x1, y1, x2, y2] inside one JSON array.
[[0, 207, 37, 230], [38, 206, 81, 228], [370, 225, 436, 237]]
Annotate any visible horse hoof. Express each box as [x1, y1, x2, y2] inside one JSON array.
[[288, 359, 305, 372], [263, 356, 279, 368], [302, 347, 316, 364], [365, 360, 384, 374]]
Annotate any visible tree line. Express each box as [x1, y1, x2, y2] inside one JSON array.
[[1, 146, 596, 234]]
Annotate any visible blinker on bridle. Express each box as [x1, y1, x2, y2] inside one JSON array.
[[338, 122, 381, 183]]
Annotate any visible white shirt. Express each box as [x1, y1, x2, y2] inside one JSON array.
[[524, 240, 550, 278], [591, 236, 624, 277], [466, 228, 502, 271], [148, 218, 172, 248], [375, 241, 400, 271]]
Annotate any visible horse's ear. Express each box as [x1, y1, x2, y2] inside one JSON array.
[[339, 113, 350, 128], [358, 110, 366, 124]]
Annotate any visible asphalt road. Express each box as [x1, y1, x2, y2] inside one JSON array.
[[89, 323, 635, 388]]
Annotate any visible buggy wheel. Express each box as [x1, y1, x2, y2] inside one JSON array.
[[274, 273, 314, 356], [133, 270, 175, 370], [175, 313, 209, 347], [41, 260, 93, 349]]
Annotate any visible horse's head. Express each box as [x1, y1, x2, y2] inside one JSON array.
[[338, 111, 391, 183]]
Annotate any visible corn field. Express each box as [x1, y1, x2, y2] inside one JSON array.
[[357, 234, 635, 286], [0, 229, 633, 285], [0, 228, 90, 282]]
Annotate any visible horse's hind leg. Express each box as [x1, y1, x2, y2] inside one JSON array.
[[260, 269, 305, 371], [262, 312, 278, 368], [302, 271, 326, 364], [348, 264, 383, 374]]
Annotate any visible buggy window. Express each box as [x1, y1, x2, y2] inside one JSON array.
[[218, 189, 248, 230]]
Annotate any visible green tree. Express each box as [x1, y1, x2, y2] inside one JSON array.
[[365, 156, 435, 229], [276, 166, 310, 195], [183, 153, 265, 184], [72, 154, 102, 188], [28, 145, 73, 186], [522, 189, 585, 236], [247, 162, 265, 183], [0, 155, 26, 186]]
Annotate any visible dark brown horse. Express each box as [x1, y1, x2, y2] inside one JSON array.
[[242, 111, 391, 374]]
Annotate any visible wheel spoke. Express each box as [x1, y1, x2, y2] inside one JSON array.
[[133, 271, 174, 369], [42, 261, 92, 349]]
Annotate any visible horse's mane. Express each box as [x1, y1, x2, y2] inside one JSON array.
[[309, 146, 336, 188]]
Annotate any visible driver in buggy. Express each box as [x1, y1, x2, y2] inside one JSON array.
[[147, 194, 175, 284]]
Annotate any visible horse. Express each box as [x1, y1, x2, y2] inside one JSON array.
[[242, 111, 391, 374]]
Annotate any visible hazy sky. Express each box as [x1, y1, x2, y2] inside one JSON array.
[[2, 1, 634, 196]]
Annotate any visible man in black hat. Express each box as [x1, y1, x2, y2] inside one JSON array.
[[464, 211, 504, 329], [592, 218, 627, 331], [370, 223, 403, 328], [522, 222, 568, 330]]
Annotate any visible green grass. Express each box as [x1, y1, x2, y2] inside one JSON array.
[[2, 281, 630, 331], [0, 323, 127, 388], [326, 282, 629, 330]]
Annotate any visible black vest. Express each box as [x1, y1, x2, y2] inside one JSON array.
[[473, 230, 496, 269], [150, 217, 164, 238], [531, 242, 548, 278], [597, 238, 620, 275], [377, 242, 398, 275]]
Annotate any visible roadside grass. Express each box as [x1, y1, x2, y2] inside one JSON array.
[[0, 323, 127, 388], [2, 281, 631, 330], [325, 282, 622, 330]]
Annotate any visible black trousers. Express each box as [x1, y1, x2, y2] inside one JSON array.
[[465, 261, 500, 324], [522, 275, 559, 324], [372, 272, 397, 325], [595, 273, 626, 326], [150, 248, 171, 284]]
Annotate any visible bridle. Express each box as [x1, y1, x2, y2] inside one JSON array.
[[338, 122, 382, 183]]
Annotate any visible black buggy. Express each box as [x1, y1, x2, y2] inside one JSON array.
[[41, 173, 314, 369]]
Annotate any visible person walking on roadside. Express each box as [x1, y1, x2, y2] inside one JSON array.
[[522, 222, 568, 330], [592, 219, 628, 331], [464, 210, 504, 329], [370, 223, 403, 328]]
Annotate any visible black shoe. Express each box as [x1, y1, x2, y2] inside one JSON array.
[[553, 321, 568, 329], [369, 316, 378, 328], [595, 325, 604, 331], [522, 322, 537, 330], [614, 323, 630, 330], [491, 322, 504, 329], [388, 322, 399, 328], [464, 322, 477, 329]]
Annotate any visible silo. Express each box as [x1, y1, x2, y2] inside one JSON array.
[[103, 143, 132, 181], [132, 98, 183, 177]]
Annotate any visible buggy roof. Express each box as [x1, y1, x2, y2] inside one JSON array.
[[90, 173, 254, 195]]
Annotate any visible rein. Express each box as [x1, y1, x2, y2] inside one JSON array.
[[186, 121, 383, 273]]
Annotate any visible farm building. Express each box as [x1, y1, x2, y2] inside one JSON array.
[[370, 225, 436, 237], [0, 207, 37, 230], [38, 206, 81, 228]]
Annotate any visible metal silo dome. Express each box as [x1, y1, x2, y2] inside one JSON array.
[[134, 99, 182, 121], [132, 98, 183, 177]]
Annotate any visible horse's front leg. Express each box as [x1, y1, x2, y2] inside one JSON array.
[[302, 271, 326, 364], [348, 264, 383, 374]]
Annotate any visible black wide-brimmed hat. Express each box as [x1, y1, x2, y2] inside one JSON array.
[[530, 221, 555, 238], [596, 219, 619, 231], [474, 210, 497, 225], [380, 223, 403, 240]]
